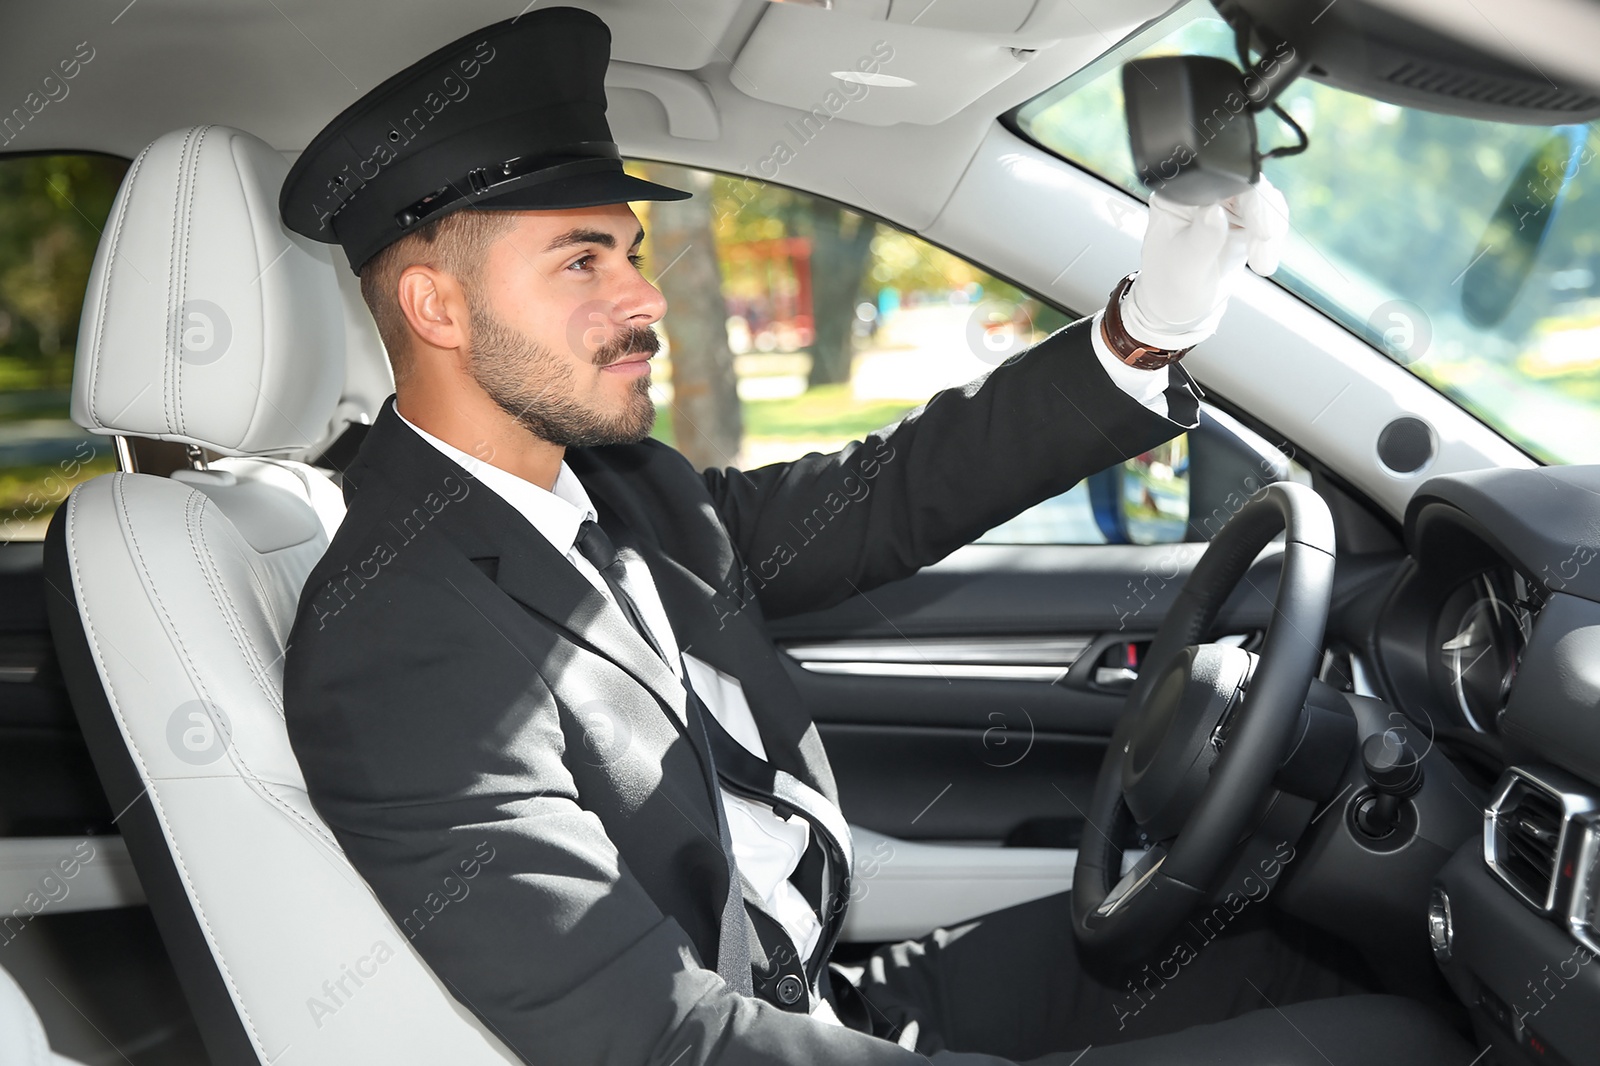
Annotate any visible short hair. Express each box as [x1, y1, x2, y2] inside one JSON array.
[[357, 209, 515, 383]]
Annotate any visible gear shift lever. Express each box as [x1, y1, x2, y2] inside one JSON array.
[[1354, 729, 1424, 838]]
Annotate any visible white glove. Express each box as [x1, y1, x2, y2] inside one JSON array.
[[1120, 177, 1289, 351]]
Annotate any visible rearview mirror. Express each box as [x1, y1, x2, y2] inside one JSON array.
[[1461, 126, 1589, 328], [1123, 55, 1260, 205]]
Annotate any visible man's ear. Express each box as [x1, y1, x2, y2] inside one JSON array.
[[395, 264, 470, 355]]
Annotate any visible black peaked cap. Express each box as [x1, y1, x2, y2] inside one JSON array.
[[280, 6, 690, 274]]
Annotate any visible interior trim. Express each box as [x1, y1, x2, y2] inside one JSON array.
[[605, 62, 721, 140], [784, 634, 1093, 663], [794, 661, 1073, 682], [784, 634, 1091, 682], [840, 825, 1076, 942], [0, 836, 145, 917], [1484, 764, 1599, 914]]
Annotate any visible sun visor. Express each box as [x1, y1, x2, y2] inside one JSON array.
[[731, 0, 1170, 127]]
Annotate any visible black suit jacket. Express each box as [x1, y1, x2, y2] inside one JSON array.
[[283, 317, 1199, 1064]]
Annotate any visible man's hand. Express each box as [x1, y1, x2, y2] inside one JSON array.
[[1120, 177, 1290, 351]]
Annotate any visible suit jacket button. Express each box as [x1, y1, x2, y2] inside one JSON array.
[[775, 974, 805, 1006]]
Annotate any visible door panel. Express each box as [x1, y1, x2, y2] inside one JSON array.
[[0, 542, 114, 838], [770, 540, 1289, 938], [840, 825, 1076, 943], [819, 720, 1108, 843]]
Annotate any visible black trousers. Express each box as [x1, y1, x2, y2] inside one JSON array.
[[825, 889, 1432, 1063]]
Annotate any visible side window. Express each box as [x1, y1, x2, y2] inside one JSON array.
[[0, 154, 127, 540], [627, 159, 1184, 546], [979, 437, 1190, 545]]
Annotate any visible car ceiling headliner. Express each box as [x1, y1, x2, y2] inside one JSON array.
[[0, 0, 1171, 233], [14, 0, 1588, 237]]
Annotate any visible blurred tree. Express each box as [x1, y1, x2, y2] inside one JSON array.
[[790, 200, 876, 387], [710, 177, 879, 388], [640, 164, 743, 470], [0, 155, 126, 390]]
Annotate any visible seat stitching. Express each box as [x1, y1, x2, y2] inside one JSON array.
[[88, 142, 152, 430], [122, 479, 344, 915], [187, 491, 280, 708], [180, 491, 339, 850], [125, 481, 343, 863], [165, 126, 198, 436], [174, 126, 210, 439], [72, 479, 270, 1058]]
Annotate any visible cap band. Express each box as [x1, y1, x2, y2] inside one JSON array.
[[394, 142, 622, 230]]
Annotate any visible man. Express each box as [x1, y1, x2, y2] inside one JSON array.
[[279, 9, 1463, 1065]]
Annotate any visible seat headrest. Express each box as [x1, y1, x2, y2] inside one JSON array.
[[71, 126, 346, 456]]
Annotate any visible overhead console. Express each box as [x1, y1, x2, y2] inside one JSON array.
[[730, 0, 1171, 126]]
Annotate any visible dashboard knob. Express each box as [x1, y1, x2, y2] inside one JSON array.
[[1362, 729, 1425, 797], [1354, 729, 1425, 838]]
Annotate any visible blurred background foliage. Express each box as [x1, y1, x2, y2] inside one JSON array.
[[0, 154, 126, 536], [0, 154, 125, 389], [1017, 7, 1600, 463], [630, 160, 1067, 472]]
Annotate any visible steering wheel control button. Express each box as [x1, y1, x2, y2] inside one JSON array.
[[774, 974, 805, 1006], [1427, 886, 1453, 961]]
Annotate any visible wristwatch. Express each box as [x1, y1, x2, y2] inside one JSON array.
[[1099, 272, 1194, 370]]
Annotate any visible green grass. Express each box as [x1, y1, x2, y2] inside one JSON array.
[[741, 384, 916, 440], [652, 384, 917, 455]]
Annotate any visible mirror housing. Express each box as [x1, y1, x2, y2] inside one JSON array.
[[1124, 55, 1261, 206]]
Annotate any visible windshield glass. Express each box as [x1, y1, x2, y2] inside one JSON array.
[[1013, 1, 1600, 465]]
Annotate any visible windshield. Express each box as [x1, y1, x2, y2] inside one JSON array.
[[1013, 1, 1600, 465]]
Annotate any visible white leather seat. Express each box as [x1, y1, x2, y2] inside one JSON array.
[[43, 126, 521, 1064], [0, 963, 89, 1065]]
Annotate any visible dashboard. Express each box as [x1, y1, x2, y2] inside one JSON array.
[[1381, 464, 1600, 1063], [1432, 567, 1538, 734]]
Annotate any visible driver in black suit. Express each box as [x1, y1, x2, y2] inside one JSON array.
[[280, 8, 1471, 1064]]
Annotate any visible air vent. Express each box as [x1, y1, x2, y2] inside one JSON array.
[[1485, 767, 1600, 913], [1493, 784, 1562, 904], [1568, 818, 1600, 957]]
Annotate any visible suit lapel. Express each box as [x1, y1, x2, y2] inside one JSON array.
[[350, 399, 693, 734], [490, 538, 692, 733]]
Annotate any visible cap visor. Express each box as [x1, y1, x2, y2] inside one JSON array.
[[472, 169, 692, 213]]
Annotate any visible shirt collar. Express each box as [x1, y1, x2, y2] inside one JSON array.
[[392, 399, 597, 558]]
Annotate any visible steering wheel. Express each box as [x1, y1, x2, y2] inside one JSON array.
[[1071, 481, 1336, 971]]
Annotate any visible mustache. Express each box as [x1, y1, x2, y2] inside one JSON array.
[[591, 325, 661, 367]]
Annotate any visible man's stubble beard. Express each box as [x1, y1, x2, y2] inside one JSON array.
[[465, 299, 658, 448]]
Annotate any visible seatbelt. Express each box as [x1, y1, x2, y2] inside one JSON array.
[[696, 703, 855, 990]]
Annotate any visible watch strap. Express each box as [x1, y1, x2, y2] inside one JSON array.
[[1100, 272, 1194, 370]]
